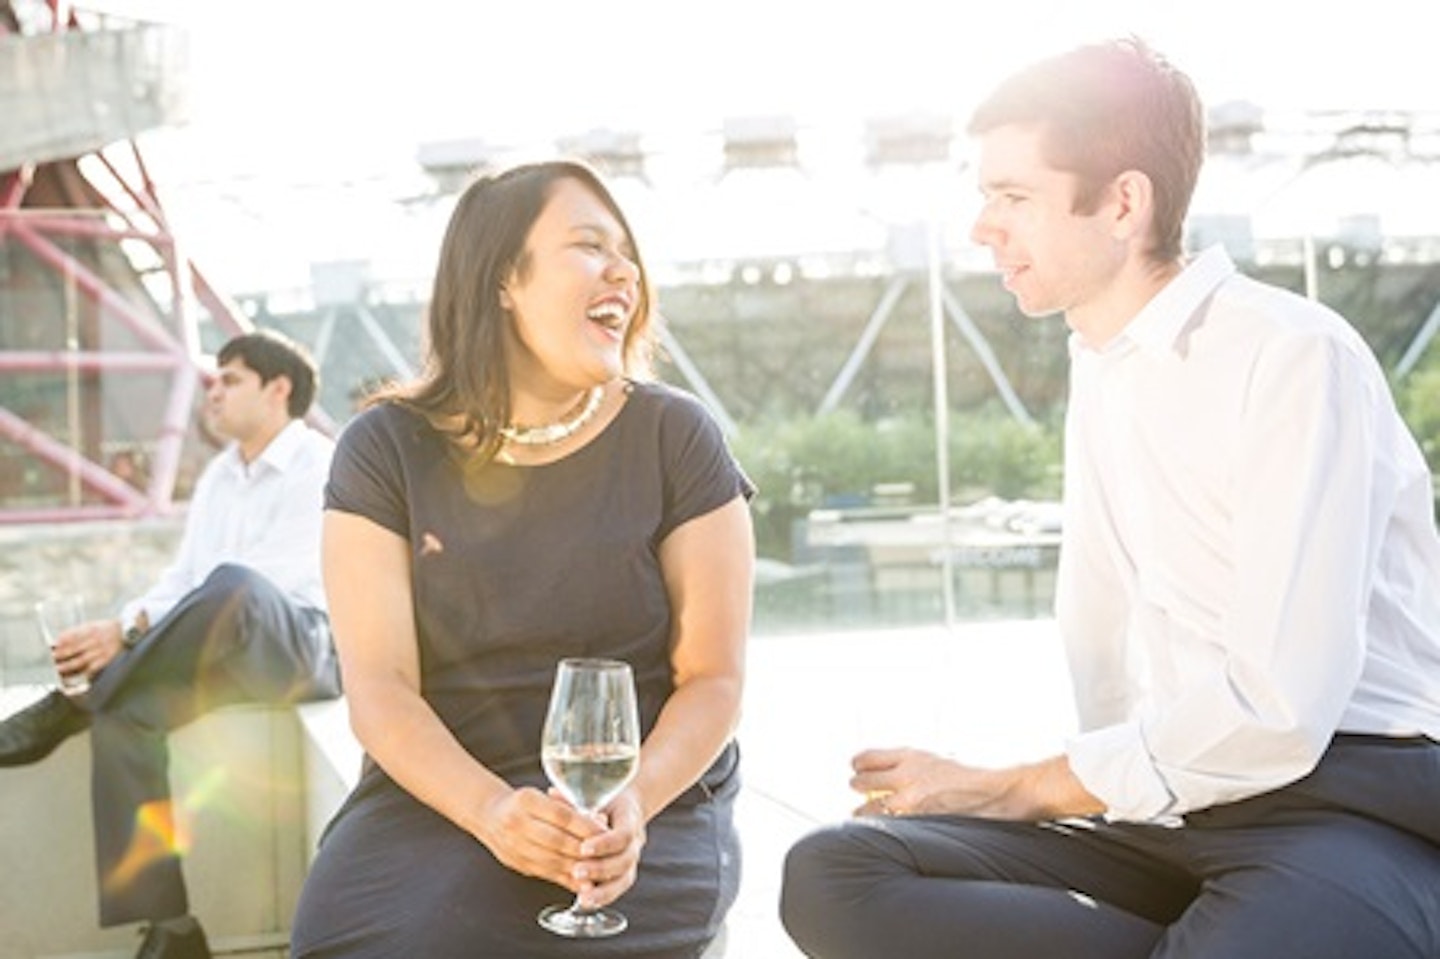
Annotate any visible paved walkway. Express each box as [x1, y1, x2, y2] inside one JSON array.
[[723, 619, 1076, 956]]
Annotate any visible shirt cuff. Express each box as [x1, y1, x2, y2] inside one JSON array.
[[1065, 721, 1176, 822]]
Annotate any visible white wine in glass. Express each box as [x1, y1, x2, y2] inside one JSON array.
[[537, 657, 640, 938]]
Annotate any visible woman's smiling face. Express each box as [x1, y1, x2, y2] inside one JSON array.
[[499, 176, 642, 395]]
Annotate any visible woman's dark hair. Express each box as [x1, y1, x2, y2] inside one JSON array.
[[375, 159, 656, 458], [967, 36, 1205, 262], [217, 328, 319, 418]]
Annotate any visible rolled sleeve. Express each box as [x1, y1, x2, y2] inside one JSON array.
[[1066, 721, 1176, 822]]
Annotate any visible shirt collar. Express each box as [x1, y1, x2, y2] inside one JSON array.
[[220, 419, 308, 477], [1122, 244, 1237, 354]]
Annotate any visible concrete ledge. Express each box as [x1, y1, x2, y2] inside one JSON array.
[[0, 688, 307, 959], [295, 698, 361, 859]]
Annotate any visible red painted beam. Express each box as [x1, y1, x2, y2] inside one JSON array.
[[0, 405, 151, 514], [0, 351, 184, 372]]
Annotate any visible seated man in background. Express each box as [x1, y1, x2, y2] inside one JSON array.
[[0, 329, 341, 959]]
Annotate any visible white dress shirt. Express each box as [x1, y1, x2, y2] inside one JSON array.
[[121, 419, 334, 628], [1060, 245, 1440, 823]]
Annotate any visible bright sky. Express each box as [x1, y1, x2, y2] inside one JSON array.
[[90, 0, 1440, 292]]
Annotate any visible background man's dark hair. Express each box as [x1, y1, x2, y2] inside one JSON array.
[[217, 329, 319, 418]]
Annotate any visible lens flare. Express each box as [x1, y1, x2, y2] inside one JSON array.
[[102, 766, 228, 895]]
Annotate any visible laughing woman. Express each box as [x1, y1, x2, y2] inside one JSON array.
[[291, 160, 755, 958]]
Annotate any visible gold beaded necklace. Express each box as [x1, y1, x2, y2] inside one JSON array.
[[498, 386, 605, 447]]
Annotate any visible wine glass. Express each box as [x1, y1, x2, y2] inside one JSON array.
[[537, 657, 641, 938], [35, 593, 89, 694]]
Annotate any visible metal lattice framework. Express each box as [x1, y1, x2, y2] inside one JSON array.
[[0, 2, 265, 522], [0, 153, 261, 522]]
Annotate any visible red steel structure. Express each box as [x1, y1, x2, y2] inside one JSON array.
[[0, 1, 259, 523]]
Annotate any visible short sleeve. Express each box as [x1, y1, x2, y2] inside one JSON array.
[[324, 404, 413, 540], [655, 390, 755, 543]]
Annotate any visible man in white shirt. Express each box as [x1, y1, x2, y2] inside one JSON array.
[[0, 330, 341, 959], [781, 38, 1440, 958]]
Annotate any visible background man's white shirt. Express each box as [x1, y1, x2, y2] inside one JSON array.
[[121, 419, 334, 629]]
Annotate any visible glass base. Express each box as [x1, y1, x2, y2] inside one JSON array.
[[538, 902, 628, 938]]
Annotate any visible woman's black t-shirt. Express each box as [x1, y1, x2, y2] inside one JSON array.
[[325, 379, 753, 786]]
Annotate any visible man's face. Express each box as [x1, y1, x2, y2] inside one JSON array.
[[205, 358, 285, 444], [969, 123, 1123, 322]]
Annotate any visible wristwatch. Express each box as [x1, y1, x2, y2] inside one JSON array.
[[122, 611, 149, 650]]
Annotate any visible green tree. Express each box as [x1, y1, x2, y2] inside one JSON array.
[[1398, 365, 1440, 473], [732, 408, 1062, 559]]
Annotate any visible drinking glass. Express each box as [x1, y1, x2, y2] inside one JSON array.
[[537, 657, 640, 938], [35, 593, 89, 694]]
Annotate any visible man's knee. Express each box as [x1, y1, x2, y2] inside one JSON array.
[[783, 821, 918, 957], [781, 824, 871, 938], [784, 825, 845, 895], [781, 828, 836, 952], [199, 563, 274, 605], [193, 564, 297, 632]]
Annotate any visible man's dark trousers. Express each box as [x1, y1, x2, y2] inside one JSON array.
[[81, 563, 341, 925]]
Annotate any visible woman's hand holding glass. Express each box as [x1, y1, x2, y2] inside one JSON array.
[[466, 783, 608, 889], [563, 785, 645, 910]]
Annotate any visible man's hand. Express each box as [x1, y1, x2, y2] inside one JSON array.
[[850, 748, 1105, 822], [50, 619, 127, 684]]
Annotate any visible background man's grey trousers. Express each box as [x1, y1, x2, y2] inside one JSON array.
[[82, 564, 341, 925]]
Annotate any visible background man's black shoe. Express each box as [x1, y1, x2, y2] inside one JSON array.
[[0, 690, 91, 766], [134, 916, 212, 959]]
